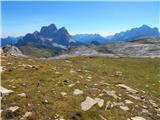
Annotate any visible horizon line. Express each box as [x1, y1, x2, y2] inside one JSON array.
[[1, 24, 159, 38]]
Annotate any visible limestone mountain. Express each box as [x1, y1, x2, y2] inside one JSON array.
[[108, 25, 159, 42], [73, 25, 159, 44], [17, 24, 78, 48], [14, 24, 82, 57]]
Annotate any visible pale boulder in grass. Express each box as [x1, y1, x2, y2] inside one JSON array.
[[61, 92, 67, 96], [8, 106, 19, 112], [130, 116, 146, 120], [125, 99, 133, 104], [81, 97, 97, 111], [103, 90, 119, 99], [20, 112, 33, 120], [119, 105, 129, 111], [17, 93, 26, 97], [73, 89, 83, 95], [0, 86, 13, 97], [81, 96, 104, 111], [116, 84, 138, 94], [95, 98, 104, 107]]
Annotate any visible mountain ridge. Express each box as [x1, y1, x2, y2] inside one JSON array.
[[73, 25, 159, 44]]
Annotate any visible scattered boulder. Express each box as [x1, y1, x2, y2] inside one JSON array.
[[119, 105, 129, 111], [61, 92, 67, 96], [115, 71, 123, 76], [149, 99, 158, 108], [0, 86, 13, 97], [142, 109, 149, 113], [81, 96, 104, 111], [105, 101, 113, 110], [0, 66, 6, 72], [68, 83, 75, 87], [125, 99, 133, 104], [20, 112, 33, 120], [81, 97, 97, 111], [130, 116, 146, 120], [73, 89, 83, 95], [42, 99, 49, 104], [95, 98, 104, 107], [4, 106, 20, 119], [128, 94, 141, 100], [116, 84, 138, 94], [87, 76, 92, 79], [54, 114, 65, 120], [70, 69, 76, 74], [17, 93, 26, 97], [103, 90, 120, 99], [8, 106, 20, 113]]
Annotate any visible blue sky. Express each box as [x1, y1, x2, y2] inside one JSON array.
[[1, 1, 159, 37]]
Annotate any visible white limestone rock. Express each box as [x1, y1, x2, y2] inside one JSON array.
[[0, 86, 13, 97], [116, 84, 138, 94], [73, 89, 83, 95], [17, 93, 26, 97], [81, 96, 104, 111], [130, 116, 146, 120]]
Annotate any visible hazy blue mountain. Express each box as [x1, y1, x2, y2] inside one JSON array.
[[73, 25, 159, 44], [73, 34, 106, 44], [107, 25, 159, 42], [2, 24, 159, 49], [16, 24, 79, 49], [1, 36, 22, 47]]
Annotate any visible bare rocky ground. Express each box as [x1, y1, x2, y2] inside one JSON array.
[[62, 36, 160, 58], [1, 54, 160, 120]]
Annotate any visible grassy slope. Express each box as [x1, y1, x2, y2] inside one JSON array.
[[1, 55, 160, 120], [19, 45, 55, 58]]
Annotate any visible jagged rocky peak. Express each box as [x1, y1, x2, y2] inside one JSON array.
[[33, 31, 39, 35], [140, 25, 150, 29], [40, 24, 57, 37], [137, 25, 158, 32], [58, 27, 69, 34]]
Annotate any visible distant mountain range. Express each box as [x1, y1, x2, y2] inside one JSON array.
[[73, 25, 159, 44], [16, 24, 80, 48], [73, 34, 106, 45], [1, 24, 159, 57], [1, 36, 22, 47]]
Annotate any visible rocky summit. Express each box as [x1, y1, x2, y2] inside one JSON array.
[[12, 24, 81, 57]]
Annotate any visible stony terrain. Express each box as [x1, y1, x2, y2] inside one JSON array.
[[1, 54, 160, 120], [65, 37, 160, 58]]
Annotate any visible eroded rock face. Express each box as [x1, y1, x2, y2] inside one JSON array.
[[2, 45, 24, 57]]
